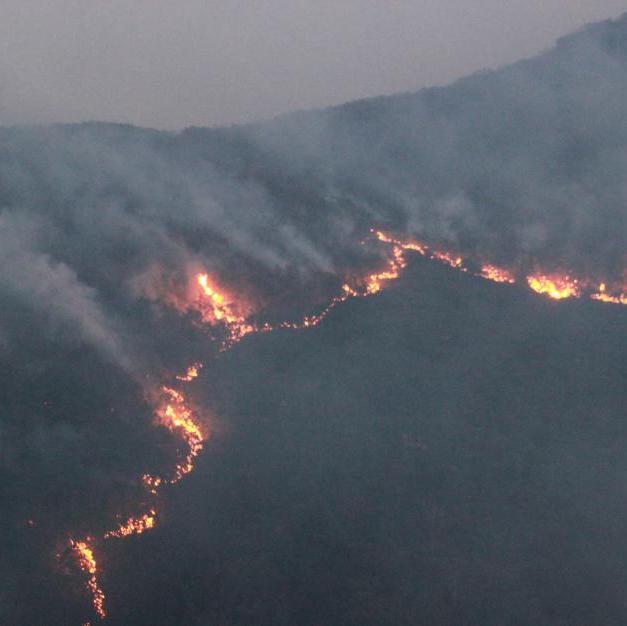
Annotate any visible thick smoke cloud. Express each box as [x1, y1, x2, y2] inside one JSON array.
[[243, 15, 627, 277], [0, 212, 135, 372], [2, 14, 627, 317], [0, 13, 626, 626]]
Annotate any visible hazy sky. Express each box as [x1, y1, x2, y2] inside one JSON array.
[[1, 1, 627, 130]]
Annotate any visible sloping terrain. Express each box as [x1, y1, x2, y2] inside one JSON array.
[[1, 11, 626, 626]]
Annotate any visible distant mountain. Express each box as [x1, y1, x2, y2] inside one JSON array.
[[3, 12, 627, 285]]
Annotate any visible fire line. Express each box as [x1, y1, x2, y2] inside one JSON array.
[[65, 227, 626, 623]]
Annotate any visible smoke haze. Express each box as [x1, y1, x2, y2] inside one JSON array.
[[0, 11, 626, 626]]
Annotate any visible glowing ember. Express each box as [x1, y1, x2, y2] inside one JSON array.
[[104, 510, 157, 539], [373, 230, 428, 255], [364, 247, 405, 294], [591, 292, 627, 304], [275, 240, 410, 331], [70, 539, 106, 620], [591, 283, 627, 305], [142, 473, 162, 495], [156, 386, 206, 483], [376, 230, 467, 273], [480, 265, 516, 284], [526, 274, 581, 300], [176, 363, 202, 382], [432, 250, 465, 270]]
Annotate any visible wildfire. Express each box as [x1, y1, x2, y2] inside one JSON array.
[[70, 539, 106, 620], [480, 264, 516, 284], [142, 473, 162, 495], [176, 363, 202, 382], [526, 274, 581, 300], [373, 230, 626, 306], [197, 274, 255, 345], [104, 510, 157, 539], [162, 230, 506, 348], [65, 226, 626, 624], [156, 386, 206, 483], [591, 282, 627, 305], [274, 241, 410, 331], [66, 363, 208, 622], [190, 230, 626, 343], [373, 229, 467, 272], [373, 230, 428, 255], [432, 250, 465, 270]]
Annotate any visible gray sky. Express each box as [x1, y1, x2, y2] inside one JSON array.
[[1, 0, 627, 130]]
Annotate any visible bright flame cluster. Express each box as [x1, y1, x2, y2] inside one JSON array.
[[591, 283, 627, 305], [156, 386, 206, 482], [69, 365, 207, 621], [70, 540, 106, 620], [526, 275, 581, 300], [373, 230, 626, 305], [432, 250, 465, 270], [176, 363, 202, 382], [480, 265, 516, 284], [188, 229, 626, 347], [104, 510, 157, 539], [197, 274, 255, 346]]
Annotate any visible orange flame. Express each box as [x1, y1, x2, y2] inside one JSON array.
[[480, 264, 516, 284], [591, 282, 627, 305], [176, 363, 202, 382], [70, 539, 106, 620], [374, 230, 625, 306], [104, 510, 157, 539], [142, 473, 162, 495], [197, 274, 255, 345], [373, 230, 428, 255], [156, 386, 206, 483], [274, 241, 410, 332], [526, 274, 581, 300], [432, 250, 465, 270], [67, 363, 209, 622], [363, 245, 406, 294]]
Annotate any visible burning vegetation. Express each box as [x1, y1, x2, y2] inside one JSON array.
[[65, 227, 625, 624], [68, 367, 208, 621], [70, 540, 106, 620]]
